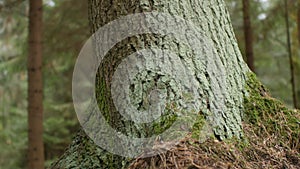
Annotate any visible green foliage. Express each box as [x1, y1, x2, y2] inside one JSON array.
[[42, 0, 89, 167], [0, 107, 27, 169]]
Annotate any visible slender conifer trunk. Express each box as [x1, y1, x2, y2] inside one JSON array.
[[242, 0, 255, 72], [28, 0, 44, 168]]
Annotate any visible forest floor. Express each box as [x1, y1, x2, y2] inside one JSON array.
[[128, 122, 300, 169]]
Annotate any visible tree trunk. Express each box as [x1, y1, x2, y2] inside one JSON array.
[[242, 0, 255, 72], [51, 0, 250, 168], [298, 0, 300, 46], [284, 0, 298, 109], [27, 0, 44, 168]]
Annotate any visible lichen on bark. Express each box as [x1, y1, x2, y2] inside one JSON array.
[[50, 129, 130, 169], [89, 0, 249, 144]]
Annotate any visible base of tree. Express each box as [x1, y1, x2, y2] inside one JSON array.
[[51, 73, 300, 169], [128, 123, 300, 169], [128, 73, 300, 169]]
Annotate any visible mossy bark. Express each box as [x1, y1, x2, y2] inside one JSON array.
[[51, 0, 254, 168], [89, 0, 249, 143]]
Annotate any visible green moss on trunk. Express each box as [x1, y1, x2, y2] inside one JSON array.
[[244, 73, 300, 149]]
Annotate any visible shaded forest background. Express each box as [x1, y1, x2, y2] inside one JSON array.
[[0, 0, 300, 168]]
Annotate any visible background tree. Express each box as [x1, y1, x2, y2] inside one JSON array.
[[284, 0, 298, 109], [298, 0, 300, 45], [0, 0, 88, 168], [228, 0, 300, 107], [242, 0, 255, 72], [27, 0, 44, 168]]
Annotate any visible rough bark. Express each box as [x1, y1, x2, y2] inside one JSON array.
[[52, 0, 250, 168], [242, 0, 255, 72], [90, 0, 249, 143], [27, 0, 44, 168]]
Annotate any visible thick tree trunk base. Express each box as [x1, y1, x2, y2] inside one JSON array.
[[50, 129, 130, 169], [51, 0, 300, 168]]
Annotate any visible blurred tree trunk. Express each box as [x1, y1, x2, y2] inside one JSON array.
[[284, 0, 298, 109], [51, 0, 251, 168], [27, 0, 44, 168], [242, 0, 255, 72], [298, 0, 300, 45], [297, 0, 300, 105]]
